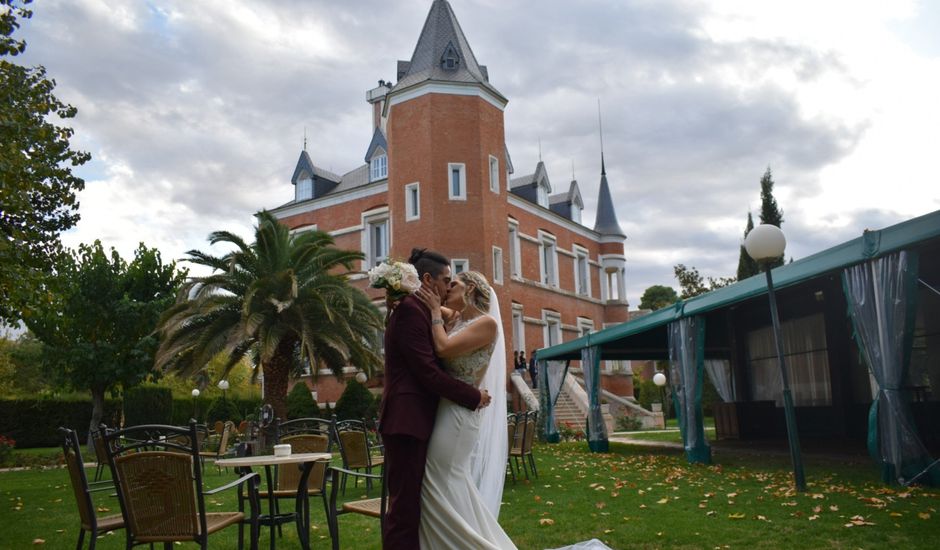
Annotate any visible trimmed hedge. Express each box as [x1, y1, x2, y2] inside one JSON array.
[[334, 380, 378, 421], [124, 386, 174, 426], [286, 383, 319, 419], [0, 397, 122, 448], [168, 396, 262, 426]]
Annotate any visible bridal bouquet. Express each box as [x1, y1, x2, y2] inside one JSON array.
[[368, 260, 421, 303]]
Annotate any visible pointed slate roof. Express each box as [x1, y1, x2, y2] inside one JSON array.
[[391, 0, 505, 101], [363, 127, 388, 163], [593, 155, 626, 237]]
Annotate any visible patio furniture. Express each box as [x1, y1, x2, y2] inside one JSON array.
[[59, 427, 125, 550], [217, 452, 331, 550], [264, 417, 334, 538], [506, 413, 519, 482], [200, 420, 235, 472], [325, 464, 387, 550], [90, 425, 112, 482], [509, 411, 538, 480], [104, 421, 261, 550], [334, 419, 384, 495]]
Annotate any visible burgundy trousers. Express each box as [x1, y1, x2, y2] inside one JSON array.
[[381, 433, 429, 549]]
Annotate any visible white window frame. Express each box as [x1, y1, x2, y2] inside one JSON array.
[[448, 162, 467, 200], [537, 184, 549, 208], [405, 182, 420, 221], [370, 152, 388, 181], [508, 221, 521, 278], [361, 209, 389, 269], [511, 304, 524, 352], [538, 231, 558, 287], [492, 246, 503, 285], [573, 245, 591, 297], [296, 176, 313, 201], [451, 258, 468, 275], [289, 223, 318, 235], [543, 310, 562, 348], [488, 155, 499, 193], [577, 317, 594, 337]]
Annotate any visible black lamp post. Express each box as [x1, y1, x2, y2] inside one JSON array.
[[653, 371, 668, 420], [191, 388, 200, 420], [744, 224, 807, 492]]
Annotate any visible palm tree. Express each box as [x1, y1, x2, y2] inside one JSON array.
[[155, 211, 384, 419]]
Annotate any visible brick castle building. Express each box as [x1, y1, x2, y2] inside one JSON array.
[[270, 0, 632, 403]]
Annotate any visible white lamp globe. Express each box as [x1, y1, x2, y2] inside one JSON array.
[[653, 372, 667, 387], [355, 372, 368, 384], [744, 224, 786, 261], [191, 388, 200, 398], [217, 380, 230, 391]]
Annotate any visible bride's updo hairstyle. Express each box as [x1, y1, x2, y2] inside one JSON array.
[[457, 270, 491, 313]]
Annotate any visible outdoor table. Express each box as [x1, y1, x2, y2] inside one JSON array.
[[216, 452, 331, 550]]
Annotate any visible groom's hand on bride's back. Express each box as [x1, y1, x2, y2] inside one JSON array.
[[477, 390, 492, 409]]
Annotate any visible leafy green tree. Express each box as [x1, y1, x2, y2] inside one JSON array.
[[758, 167, 785, 269], [1, 1, 91, 324], [25, 242, 185, 437], [155, 211, 384, 420], [736, 211, 760, 280], [0, 333, 47, 395], [673, 264, 735, 300], [638, 285, 679, 311]]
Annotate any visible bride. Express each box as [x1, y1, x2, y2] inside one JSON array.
[[415, 270, 517, 550]]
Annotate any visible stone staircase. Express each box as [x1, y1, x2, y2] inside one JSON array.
[[531, 386, 584, 429]]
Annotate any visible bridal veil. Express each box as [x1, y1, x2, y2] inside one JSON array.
[[470, 287, 508, 517]]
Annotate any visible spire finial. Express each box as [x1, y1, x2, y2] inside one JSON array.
[[303, 126, 307, 151], [598, 98, 606, 176], [538, 137, 542, 162], [572, 159, 576, 180]]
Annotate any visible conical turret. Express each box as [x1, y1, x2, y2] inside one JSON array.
[[593, 154, 625, 237]]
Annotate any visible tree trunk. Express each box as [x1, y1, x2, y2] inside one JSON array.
[[262, 340, 296, 421], [87, 386, 106, 451]]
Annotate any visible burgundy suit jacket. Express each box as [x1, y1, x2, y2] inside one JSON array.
[[379, 295, 482, 441]]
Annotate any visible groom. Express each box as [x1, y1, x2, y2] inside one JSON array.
[[379, 248, 491, 549]]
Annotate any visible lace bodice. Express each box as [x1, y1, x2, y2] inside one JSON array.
[[442, 316, 496, 386]]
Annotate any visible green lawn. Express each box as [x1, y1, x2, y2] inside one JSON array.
[[2, 442, 939, 549]]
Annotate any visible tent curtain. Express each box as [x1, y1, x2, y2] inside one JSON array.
[[704, 360, 734, 403], [843, 250, 938, 485], [539, 359, 569, 443], [581, 346, 609, 452], [668, 316, 712, 464], [747, 313, 832, 406]]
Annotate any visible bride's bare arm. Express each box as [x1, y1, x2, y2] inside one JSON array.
[[416, 286, 497, 359]]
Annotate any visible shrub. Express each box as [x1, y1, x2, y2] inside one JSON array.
[[0, 434, 14, 467], [616, 414, 643, 432], [334, 380, 376, 421], [286, 383, 319, 419], [206, 397, 242, 425]]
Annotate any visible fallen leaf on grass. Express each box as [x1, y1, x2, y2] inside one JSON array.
[[539, 518, 555, 526], [918, 512, 931, 520], [595, 502, 606, 509], [656, 498, 669, 504], [845, 515, 876, 527], [829, 505, 839, 512], [728, 513, 746, 519], [809, 515, 819, 521], [32, 540, 45, 545]]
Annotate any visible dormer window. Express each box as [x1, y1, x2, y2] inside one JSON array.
[[536, 185, 549, 208], [296, 176, 313, 201], [571, 205, 582, 224], [370, 153, 388, 181], [441, 41, 460, 71]]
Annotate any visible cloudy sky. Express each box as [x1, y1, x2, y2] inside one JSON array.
[[16, 0, 940, 305]]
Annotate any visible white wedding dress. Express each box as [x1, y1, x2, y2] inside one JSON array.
[[419, 316, 517, 550]]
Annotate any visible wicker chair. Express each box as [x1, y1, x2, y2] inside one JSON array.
[[509, 411, 538, 480], [59, 427, 125, 550], [325, 464, 386, 550], [90, 425, 113, 482], [334, 419, 384, 495], [506, 413, 520, 482], [200, 420, 234, 473], [261, 418, 334, 539], [104, 421, 261, 550]]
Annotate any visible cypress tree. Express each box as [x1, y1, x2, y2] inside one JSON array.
[[736, 212, 760, 279], [758, 167, 784, 269]]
